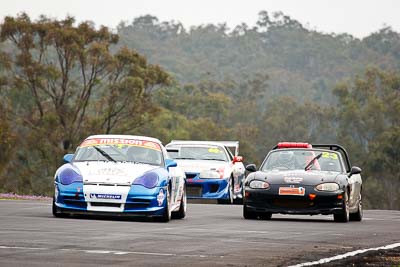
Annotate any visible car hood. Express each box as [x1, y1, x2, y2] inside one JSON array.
[[252, 170, 340, 186], [73, 161, 159, 185], [174, 159, 228, 173]]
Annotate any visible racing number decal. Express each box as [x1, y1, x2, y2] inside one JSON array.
[[208, 148, 222, 153], [322, 152, 338, 160]]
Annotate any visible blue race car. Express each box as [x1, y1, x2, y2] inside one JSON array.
[[166, 141, 245, 204], [53, 135, 186, 222]]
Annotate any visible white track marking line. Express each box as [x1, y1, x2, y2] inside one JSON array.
[[288, 242, 400, 267]]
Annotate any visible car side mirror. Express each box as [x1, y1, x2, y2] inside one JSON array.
[[233, 156, 243, 163], [349, 166, 362, 177], [63, 154, 74, 164], [165, 159, 177, 170], [246, 164, 257, 172]]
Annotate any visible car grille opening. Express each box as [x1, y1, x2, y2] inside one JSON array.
[[64, 200, 87, 208], [125, 198, 151, 209], [90, 202, 121, 208], [273, 199, 312, 209], [186, 184, 202, 197], [185, 173, 199, 179], [209, 184, 219, 193]]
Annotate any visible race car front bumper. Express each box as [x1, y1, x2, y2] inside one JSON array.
[[54, 182, 167, 217], [244, 185, 345, 215], [185, 176, 230, 200]]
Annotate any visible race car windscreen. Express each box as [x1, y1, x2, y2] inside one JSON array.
[[261, 149, 343, 172], [168, 145, 228, 161], [73, 138, 163, 166]]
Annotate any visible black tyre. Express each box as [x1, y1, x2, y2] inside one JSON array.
[[259, 212, 272, 220], [334, 191, 349, 223], [243, 204, 257, 219], [233, 184, 244, 205], [156, 187, 171, 222], [172, 185, 186, 219], [218, 177, 234, 204], [52, 197, 67, 218], [350, 192, 363, 222]]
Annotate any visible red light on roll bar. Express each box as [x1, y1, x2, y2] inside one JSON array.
[[277, 142, 312, 149]]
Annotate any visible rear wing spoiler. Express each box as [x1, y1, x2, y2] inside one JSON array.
[[169, 140, 240, 156]]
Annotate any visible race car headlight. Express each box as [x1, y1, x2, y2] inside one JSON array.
[[58, 168, 83, 185], [315, 182, 339, 192], [249, 180, 270, 189], [133, 172, 159, 188]]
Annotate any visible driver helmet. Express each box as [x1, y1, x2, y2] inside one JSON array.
[[278, 151, 295, 165]]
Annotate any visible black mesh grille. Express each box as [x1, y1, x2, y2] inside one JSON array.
[[209, 184, 219, 193], [90, 202, 121, 208], [272, 199, 312, 209], [187, 184, 202, 197], [185, 173, 199, 179]]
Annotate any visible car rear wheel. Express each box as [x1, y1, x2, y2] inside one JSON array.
[[334, 191, 349, 222], [243, 204, 257, 219], [350, 192, 363, 222], [172, 185, 186, 219]]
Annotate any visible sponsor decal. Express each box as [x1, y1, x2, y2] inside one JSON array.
[[208, 147, 222, 153], [157, 189, 165, 206], [284, 177, 303, 184], [321, 152, 338, 160], [89, 193, 121, 200], [279, 187, 305, 196], [80, 138, 161, 151], [89, 168, 126, 176]]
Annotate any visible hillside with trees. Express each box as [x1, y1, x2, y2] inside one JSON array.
[[0, 12, 399, 209]]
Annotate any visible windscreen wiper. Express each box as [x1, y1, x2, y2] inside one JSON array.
[[174, 157, 196, 160], [304, 153, 322, 171], [93, 146, 117, 162]]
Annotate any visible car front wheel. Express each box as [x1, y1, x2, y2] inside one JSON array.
[[172, 185, 186, 219], [243, 204, 257, 219], [218, 177, 234, 204], [157, 187, 171, 222], [52, 197, 67, 218], [334, 191, 349, 222]]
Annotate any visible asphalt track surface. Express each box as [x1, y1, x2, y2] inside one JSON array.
[[0, 200, 399, 266]]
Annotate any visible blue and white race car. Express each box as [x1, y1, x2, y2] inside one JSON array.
[[166, 140, 245, 204], [52, 135, 186, 222]]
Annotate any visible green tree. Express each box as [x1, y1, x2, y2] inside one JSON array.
[[0, 14, 170, 194], [334, 68, 400, 209]]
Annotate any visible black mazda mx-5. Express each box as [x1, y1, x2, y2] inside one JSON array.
[[243, 142, 362, 222]]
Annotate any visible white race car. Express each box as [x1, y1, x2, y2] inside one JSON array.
[[53, 135, 186, 222], [166, 140, 245, 204]]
